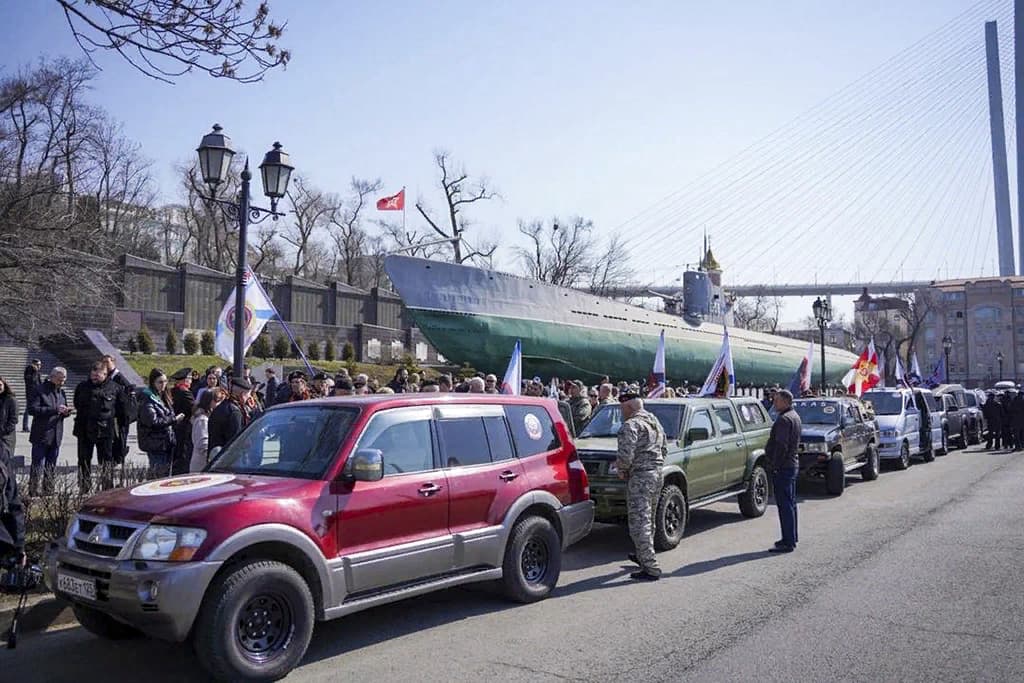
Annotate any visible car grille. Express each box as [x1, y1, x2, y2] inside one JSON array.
[[68, 514, 146, 560], [58, 560, 113, 602]]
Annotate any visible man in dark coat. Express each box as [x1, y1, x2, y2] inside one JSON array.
[[102, 355, 135, 464], [208, 378, 252, 451], [0, 440, 26, 565], [73, 361, 121, 493], [28, 367, 71, 496], [1002, 391, 1018, 450], [983, 393, 1004, 450], [765, 389, 802, 553], [22, 359, 41, 432], [169, 368, 195, 475], [1011, 391, 1024, 451], [264, 368, 279, 408]]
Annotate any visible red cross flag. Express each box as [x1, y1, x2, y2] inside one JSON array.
[[376, 188, 405, 211]]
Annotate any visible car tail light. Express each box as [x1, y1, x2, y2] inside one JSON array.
[[566, 449, 590, 502]]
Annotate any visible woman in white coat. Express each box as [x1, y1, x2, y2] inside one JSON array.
[[189, 389, 224, 472]]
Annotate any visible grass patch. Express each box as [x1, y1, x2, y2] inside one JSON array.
[[124, 354, 439, 384]]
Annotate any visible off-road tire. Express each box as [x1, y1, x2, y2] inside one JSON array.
[[895, 441, 911, 470], [192, 560, 314, 683], [502, 516, 561, 604], [738, 465, 769, 517], [825, 452, 846, 495], [860, 445, 880, 481], [73, 604, 141, 640], [654, 484, 688, 551]]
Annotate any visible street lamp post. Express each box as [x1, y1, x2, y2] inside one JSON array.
[[812, 296, 832, 395], [997, 350, 1004, 380], [196, 125, 293, 379], [942, 335, 953, 383]]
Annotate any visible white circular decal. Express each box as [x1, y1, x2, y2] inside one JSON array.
[[524, 414, 544, 441], [130, 474, 236, 497]]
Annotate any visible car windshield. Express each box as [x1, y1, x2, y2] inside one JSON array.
[[865, 392, 904, 415], [208, 406, 359, 479], [793, 400, 841, 425], [964, 393, 977, 407], [579, 404, 683, 439]]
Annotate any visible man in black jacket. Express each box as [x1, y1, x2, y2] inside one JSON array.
[[28, 367, 71, 496], [169, 368, 195, 475], [73, 361, 121, 493], [983, 392, 1004, 450], [21, 359, 41, 432], [102, 355, 135, 464], [0, 441, 26, 567], [208, 378, 252, 451], [264, 368, 279, 408], [765, 389, 802, 553]]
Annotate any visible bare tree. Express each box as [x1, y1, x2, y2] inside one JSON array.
[[516, 217, 596, 287], [377, 220, 447, 260], [733, 295, 782, 333], [55, 0, 290, 84], [281, 175, 333, 277], [589, 234, 636, 297], [178, 158, 241, 271], [899, 289, 939, 365], [326, 177, 382, 285], [415, 151, 499, 264]]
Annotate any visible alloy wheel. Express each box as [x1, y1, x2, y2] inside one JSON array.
[[664, 495, 683, 536], [754, 471, 768, 508]]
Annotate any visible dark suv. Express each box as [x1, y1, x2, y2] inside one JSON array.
[[793, 397, 879, 495], [46, 395, 594, 681]]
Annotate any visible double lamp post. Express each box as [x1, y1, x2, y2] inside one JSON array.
[[196, 125, 294, 378], [812, 296, 832, 394]]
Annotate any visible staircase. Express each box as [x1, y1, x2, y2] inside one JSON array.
[[0, 346, 87, 412]]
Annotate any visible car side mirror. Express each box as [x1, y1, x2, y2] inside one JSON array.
[[346, 449, 384, 482], [685, 427, 709, 445], [208, 446, 222, 463]]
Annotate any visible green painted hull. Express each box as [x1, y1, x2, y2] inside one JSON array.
[[410, 309, 851, 386]]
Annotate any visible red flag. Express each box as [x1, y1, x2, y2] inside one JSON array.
[[376, 189, 405, 211]]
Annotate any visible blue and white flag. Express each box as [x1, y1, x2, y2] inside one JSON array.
[[895, 355, 911, 388], [925, 355, 946, 389], [647, 330, 667, 398], [501, 340, 522, 396], [215, 268, 277, 362], [787, 339, 813, 397], [699, 327, 736, 397], [911, 353, 923, 378], [877, 349, 887, 389]]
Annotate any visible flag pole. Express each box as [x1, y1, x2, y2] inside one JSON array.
[[402, 185, 406, 233], [253, 276, 315, 376]]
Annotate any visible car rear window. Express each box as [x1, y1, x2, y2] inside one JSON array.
[[437, 418, 491, 467], [736, 402, 767, 429], [505, 405, 560, 457]]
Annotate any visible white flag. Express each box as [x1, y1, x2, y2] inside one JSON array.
[[699, 327, 735, 397], [501, 340, 522, 396], [215, 268, 277, 362]]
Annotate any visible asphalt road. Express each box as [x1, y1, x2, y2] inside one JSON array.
[[5, 444, 1024, 682]]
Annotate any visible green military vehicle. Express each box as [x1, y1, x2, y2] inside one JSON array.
[[576, 397, 773, 551]]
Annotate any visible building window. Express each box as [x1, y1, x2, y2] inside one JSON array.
[[974, 306, 1003, 322]]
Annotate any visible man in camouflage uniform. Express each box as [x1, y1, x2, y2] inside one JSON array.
[[615, 393, 667, 581], [567, 380, 592, 434]]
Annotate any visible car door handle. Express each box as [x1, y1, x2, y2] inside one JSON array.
[[714, 445, 723, 452], [418, 483, 442, 496], [498, 470, 519, 482], [735, 440, 744, 447]]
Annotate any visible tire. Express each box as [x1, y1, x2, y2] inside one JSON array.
[[654, 484, 688, 551], [192, 560, 315, 683], [895, 441, 911, 470], [738, 465, 769, 517], [73, 604, 142, 640], [825, 452, 845, 495], [968, 422, 981, 446], [860, 445, 879, 481], [501, 516, 561, 603]]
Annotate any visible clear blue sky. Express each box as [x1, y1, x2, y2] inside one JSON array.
[[1, 0, 993, 321]]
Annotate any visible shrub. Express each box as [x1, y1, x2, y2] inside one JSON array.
[[307, 340, 320, 361], [251, 334, 272, 359], [324, 339, 336, 362], [341, 341, 355, 361], [137, 327, 155, 354], [200, 330, 215, 355], [183, 332, 200, 355], [292, 337, 305, 359], [273, 334, 290, 359], [165, 328, 179, 354], [402, 353, 422, 376]]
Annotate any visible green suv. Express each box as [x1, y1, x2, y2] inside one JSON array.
[[576, 397, 773, 551]]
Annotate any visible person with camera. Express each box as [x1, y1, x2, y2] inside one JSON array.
[[0, 440, 25, 569], [137, 369, 185, 480]]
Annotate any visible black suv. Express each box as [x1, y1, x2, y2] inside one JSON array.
[[792, 397, 879, 496]]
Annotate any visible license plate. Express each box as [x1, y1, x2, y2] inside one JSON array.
[[57, 573, 96, 601]]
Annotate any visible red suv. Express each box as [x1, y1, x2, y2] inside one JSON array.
[[43, 395, 593, 681]]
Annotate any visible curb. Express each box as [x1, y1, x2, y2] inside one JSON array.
[[0, 593, 76, 636]]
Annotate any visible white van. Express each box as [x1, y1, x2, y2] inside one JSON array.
[[863, 388, 923, 469]]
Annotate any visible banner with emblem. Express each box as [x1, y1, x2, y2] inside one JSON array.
[[842, 338, 880, 397], [699, 327, 735, 397], [215, 268, 277, 362]]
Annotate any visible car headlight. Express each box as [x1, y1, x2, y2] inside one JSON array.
[[132, 526, 207, 562], [802, 442, 825, 453]]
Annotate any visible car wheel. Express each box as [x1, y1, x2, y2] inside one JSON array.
[[937, 430, 949, 456], [860, 445, 879, 481], [968, 422, 981, 446], [193, 560, 315, 683], [739, 465, 769, 517], [825, 452, 845, 495], [501, 515, 561, 604], [654, 484, 688, 551], [895, 441, 911, 470], [73, 604, 142, 640]]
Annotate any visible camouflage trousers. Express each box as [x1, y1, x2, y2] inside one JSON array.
[[626, 470, 662, 571]]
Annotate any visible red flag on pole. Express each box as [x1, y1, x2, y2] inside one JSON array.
[[376, 189, 405, 211]]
